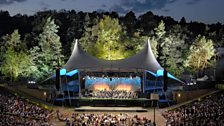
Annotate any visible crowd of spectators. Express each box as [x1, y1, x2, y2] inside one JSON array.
[[91, 90, 137, 99], [0, 114, 51, 126], [56, 111, 153, 126], [0, 90, 53, 126], [162, 92, 224, 126]]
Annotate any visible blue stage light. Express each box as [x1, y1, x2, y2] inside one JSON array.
[[146, 69, 179, 81], [60, 69, 67, 75], [66, 69, 78, 77]]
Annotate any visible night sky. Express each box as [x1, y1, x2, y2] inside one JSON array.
[[0, 0, 223, 24]]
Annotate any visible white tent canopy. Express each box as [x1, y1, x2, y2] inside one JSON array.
[[63, 39, 163, 73]]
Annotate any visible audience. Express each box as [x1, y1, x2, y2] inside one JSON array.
[[4, 85, 224, 126], [162, 92, 224, 126], [0, 90, 53, 126], [91, 90, 137, 99], [0, 114, 52, 126], [56, 111, 153, 126]]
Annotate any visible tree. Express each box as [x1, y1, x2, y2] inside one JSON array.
[[153, 21, 188, 77], [80, 16, 126, 60], [94, 16, 125, 60], [184, 35, 215, 77], [1, 48, 20, 82], [122, 11, 137, 37], [180, 17, 186, 26], [155, 20, 166, 39], [78, 14, 99, 55], [2, 29, 26, 52], [137, 11, 158, 36], [30, 17, 64, 80], [154, 20, 167, 64], [0, 30, 33, 82], [1, 48, 33, 82], [164, 25, 188, 77]]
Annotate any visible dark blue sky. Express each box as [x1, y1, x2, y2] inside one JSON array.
[[0, 0, 223, 24]]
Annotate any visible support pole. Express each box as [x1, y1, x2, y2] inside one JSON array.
[[142, 71, 145, 93], [78, 71, 81, 98], [66, 76, 72, 106], [153, 100, 156, 126], [151, 94, 158, 126], [152, 76, 158, 126]]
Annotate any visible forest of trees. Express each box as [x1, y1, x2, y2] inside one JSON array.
[[0, 10, 223, 82]]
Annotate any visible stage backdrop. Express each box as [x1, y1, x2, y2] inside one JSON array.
[[84, 76, 141, 91]]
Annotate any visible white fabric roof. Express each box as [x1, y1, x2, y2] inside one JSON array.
[[63, 39, 163, 73]]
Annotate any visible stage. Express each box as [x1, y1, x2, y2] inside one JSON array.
[[54, 97, 155, 107], [74, 106, 148, 112]]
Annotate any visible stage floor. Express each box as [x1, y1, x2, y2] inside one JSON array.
[[74, 106, 148, 112]]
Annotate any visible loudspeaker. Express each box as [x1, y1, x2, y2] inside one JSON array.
[[163, 69, 168, 92], [55, 67, 60, 91]]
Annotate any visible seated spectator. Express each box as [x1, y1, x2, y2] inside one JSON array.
[[58, 112, 153, 126], [162, 92, 224, 126], [0, 90, 53, 126]]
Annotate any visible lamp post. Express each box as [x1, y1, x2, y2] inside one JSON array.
[[151, 93, 159, 126], [153, 100, 156, 126]]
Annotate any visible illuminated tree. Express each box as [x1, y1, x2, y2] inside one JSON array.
[[127, 35, 158, 58], [154, 20, 166, 63], [184, 35, 215, 77], [78, 16, 99, 55], [0, 30, 33, 82], [164, 25, 188, 77], [30, 17, 64, 80], [153, 21, 188, 77], [80, 16, 126, 60], [155, 20, 166, 39], [1, 29, 26, 51], [149, 20, 168, 64]]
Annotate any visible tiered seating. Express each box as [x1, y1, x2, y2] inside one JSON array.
[[56, 111, 153, 126], [0, 89, 53, 126], [163, 92, 224, 126]]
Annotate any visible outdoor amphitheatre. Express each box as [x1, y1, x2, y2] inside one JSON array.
[[0, 8, 224, 126]]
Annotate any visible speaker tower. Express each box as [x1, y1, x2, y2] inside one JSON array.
[[55, 67, 60, 91], [163, 69, 168, 92]]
